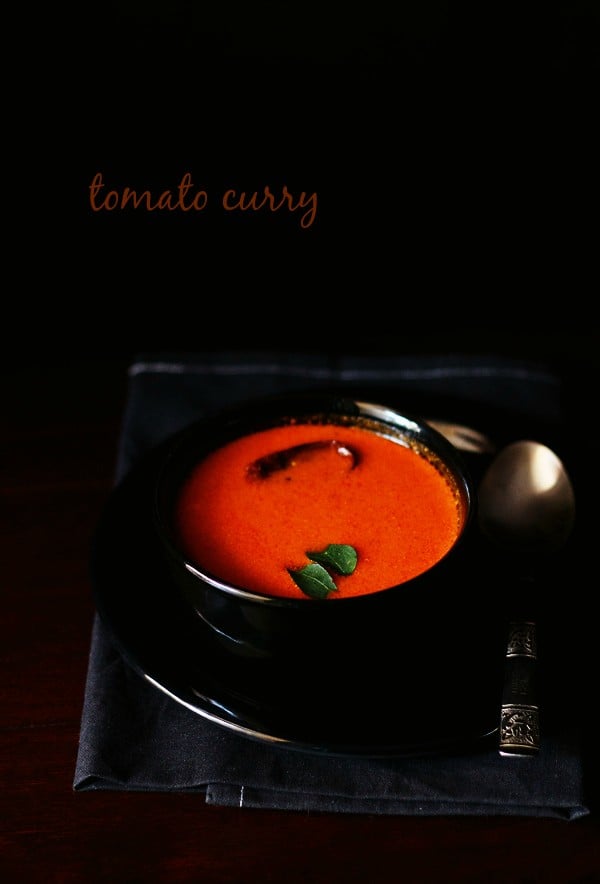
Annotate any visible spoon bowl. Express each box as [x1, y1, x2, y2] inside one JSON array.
[[478, 440, 576, 564]]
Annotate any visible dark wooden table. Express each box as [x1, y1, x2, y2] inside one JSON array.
[[3, 343, 600, 884]]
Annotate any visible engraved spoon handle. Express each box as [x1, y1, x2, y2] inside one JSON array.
[[498, 620, 540, 757]]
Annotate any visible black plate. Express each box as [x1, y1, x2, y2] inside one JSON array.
[[91, 436, 508, 758]]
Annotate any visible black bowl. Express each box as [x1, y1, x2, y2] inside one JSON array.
[[152, 392, 478, 661]]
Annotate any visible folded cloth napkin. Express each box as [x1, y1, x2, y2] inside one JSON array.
[[74, 350, 592, 818]]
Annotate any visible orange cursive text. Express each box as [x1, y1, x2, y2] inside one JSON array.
[[89, 172, 208, 212], [88, 173, 318, 228], [222, 186, 317, 229]]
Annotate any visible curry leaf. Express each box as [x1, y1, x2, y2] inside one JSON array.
[[288, 563, 339, 599], [306, 544, 358, 576]]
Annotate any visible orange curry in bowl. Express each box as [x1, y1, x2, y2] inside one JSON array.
[[174, 421, 465, 600]]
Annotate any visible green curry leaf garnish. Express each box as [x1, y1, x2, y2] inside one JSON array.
[[288, 563, 339, 599], [306, 544, 358, 576], [289, 544, 358, 598]]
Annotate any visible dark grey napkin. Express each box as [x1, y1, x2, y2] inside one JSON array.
[[73, 350, 591, 818]]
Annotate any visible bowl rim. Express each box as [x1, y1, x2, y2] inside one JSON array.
[[152, 391, 475, 608]]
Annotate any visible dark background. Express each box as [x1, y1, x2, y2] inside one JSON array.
[[20, 2, 600, 354], [5, 11, 600, 876]]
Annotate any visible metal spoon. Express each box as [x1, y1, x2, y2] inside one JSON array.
[[477, 440, 576, 756]]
